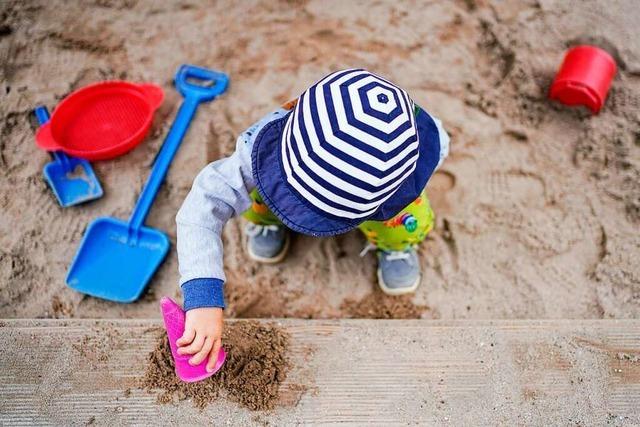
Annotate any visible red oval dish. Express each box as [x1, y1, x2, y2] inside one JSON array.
[[36, 81, 164, 160]]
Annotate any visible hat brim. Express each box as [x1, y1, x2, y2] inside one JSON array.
[[252, 110, 441, 237]]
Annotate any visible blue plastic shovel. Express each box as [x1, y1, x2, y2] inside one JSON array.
[[34, 106, 103, 207], [66, 65, 229, 302]]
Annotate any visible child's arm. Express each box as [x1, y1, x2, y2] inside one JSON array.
[[175, 137, 253, 370], [176, 138, 254, 309], [175, 108, 288, 369]]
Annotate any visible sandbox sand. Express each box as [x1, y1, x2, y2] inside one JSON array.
[[1, 0, 638, 320]]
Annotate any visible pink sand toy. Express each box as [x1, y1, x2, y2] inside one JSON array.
[[160, 297, 226, 382]]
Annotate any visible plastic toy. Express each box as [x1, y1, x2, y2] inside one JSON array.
[[34, 106, 103, 207], [161, 297, 226, 382], [35, 81, 164, 160], [549, 45, 616, 113], [66, 65, 229, 303]]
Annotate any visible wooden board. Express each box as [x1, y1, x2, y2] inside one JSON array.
[[1, 319, 639, 425]]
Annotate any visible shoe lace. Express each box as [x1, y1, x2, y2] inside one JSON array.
[[385, 251, 411, 261], [245, 223, 279, 237], [359, 242, 413, 261], [359, 242, 377, 257]]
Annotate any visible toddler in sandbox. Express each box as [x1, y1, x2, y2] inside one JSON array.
[[175, 69, 449, 370]]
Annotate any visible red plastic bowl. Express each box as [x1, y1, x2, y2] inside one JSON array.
[[36, 81, 164, 160]]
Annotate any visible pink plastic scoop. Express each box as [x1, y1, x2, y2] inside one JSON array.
[[160, 297, 226, 382]]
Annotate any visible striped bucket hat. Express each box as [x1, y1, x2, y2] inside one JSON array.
[[252, 68, 447, 237]]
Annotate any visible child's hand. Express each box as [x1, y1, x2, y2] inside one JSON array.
[[176, 307, 224, 372]]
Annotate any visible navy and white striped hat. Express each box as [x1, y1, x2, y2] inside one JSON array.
[[252, 68, 448, 237]]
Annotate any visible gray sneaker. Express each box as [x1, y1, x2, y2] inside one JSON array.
[[376, 248, 421, 295], [245, 223, 290, 263]]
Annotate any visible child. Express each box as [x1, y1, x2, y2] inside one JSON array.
[[175, 69, 449, 370]]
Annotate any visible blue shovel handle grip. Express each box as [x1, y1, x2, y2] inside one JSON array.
[[175, 64, 229, 103], [34, 106, 71, 170], [128, 65, 229, 231]]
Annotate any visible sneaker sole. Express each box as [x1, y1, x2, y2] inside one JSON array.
[[377, 268, 421, 296], [247, 233, 290, 264]]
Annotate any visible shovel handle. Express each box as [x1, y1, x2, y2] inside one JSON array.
[[174, 64, 229, 102], [34, 106, 50, 127], [128, 65, 229, 231], [34, 106, 72, 171]]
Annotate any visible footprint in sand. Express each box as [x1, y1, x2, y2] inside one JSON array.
[[426, 170, 456, 214], [486, 169, 546, 206]]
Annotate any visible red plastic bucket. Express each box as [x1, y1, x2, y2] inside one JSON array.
[[36, 81, 164, 160], [549, 45, 616, 113]]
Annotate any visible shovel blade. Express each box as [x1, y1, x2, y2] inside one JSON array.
[[66, 217, 169, 302], [44, 158, 103, 207]]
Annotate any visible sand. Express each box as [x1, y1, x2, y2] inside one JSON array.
[[142, 321, 292, 411], [341, 291, 433, 319], [0, 0, 639, 320]]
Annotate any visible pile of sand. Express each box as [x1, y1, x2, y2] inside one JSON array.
[[142, 321, 290, 411], [341, 291, 431, 319]]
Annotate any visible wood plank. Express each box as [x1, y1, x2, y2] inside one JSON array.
[[1, 319, 639, 425]]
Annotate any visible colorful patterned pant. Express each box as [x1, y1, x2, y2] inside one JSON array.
[[243, 189, 434, 251]]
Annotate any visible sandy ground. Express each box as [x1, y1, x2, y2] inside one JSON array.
[[1, 0, 638, 320]]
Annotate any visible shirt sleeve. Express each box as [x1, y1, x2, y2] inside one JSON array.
[[432, 116, 450, 169], [431, 116, 450, 170], [176, 108, 288, 311]]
